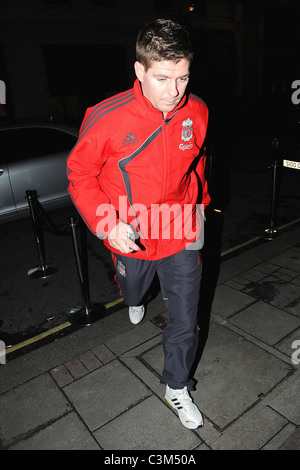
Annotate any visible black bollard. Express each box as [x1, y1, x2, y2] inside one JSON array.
[[26, 190, 58, 279], [67, 216, 107, 326]]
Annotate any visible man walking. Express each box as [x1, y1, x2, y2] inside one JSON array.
[[67, 18, 210, 429]]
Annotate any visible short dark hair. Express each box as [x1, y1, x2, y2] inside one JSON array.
[[136, 18, 193, 71]]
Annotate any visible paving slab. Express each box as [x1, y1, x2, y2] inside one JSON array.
[[285, 297, 300, 317], [269, 246, 300, 273], [276, 328, 300, 358], [265, 368, 300, 425], [218, 228, 300, 284], [279, 427, 300, 450], [105, 321, 162, 356], [0, 374, 71, 447], [210, 404, 287, 450], [262, 423, 297, 450], [10, 412, 99, 450], [63, 359, 152, 431], [193, 323, 293, 428], [211, 284, 256, 318], [94, 395, 202, 450], [229, 300, 300, 345], [243, 274, 300, 310]]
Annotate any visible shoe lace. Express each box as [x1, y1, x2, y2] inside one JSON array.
[[130, 306, 143, 313], [175, 388, 195, 411]]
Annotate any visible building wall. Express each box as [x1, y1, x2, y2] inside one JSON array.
[[0, 0, 266, 123]]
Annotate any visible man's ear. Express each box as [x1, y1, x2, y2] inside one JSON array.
[[134, 61, 145, 82]]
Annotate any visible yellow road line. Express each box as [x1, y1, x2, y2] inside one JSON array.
[[221, 217, 300, 257], [277, 217, 300, 230], [5, 298, 124, 356], [221, 236, 261, 257], [105, 297, 124, 309], [6, 322, 71, 355]]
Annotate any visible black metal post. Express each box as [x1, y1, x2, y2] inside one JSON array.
[[79, 217, 90, 303], [67, 216, 107, 326], [26, 190, 58, 279], [69, 216, 89, 313], [264, 159, 281, 240]]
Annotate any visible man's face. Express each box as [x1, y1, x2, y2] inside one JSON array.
[[134, 58, 190, 118]]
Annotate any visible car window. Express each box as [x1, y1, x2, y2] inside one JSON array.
[[0, 128, 77, 163]]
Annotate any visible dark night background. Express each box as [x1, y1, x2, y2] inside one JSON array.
[[0, 0, 299, 123]]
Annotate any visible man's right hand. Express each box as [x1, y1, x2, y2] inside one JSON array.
[[108, 221, 141, 253]]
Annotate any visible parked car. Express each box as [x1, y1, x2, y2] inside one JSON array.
[[0, 122, 78, 222]]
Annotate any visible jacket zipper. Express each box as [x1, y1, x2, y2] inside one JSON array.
[[159, 117, 170, 258], [118, 124, 163, 257]]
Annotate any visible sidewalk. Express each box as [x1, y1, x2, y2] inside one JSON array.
[[1, 223, 299, 451]]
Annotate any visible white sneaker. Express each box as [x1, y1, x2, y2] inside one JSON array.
[[164, 385, 203, 429], [129, 305, 145, 324]]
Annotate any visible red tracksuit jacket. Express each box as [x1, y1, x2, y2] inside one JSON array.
[[67, 79, 210, 260]]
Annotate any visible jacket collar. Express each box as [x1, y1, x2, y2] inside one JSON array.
[[133, 79, 187, 120]]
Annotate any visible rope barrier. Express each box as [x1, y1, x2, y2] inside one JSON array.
[[67, 216, 107, 326], [26, 190, 106, 326], [26, 190, 59, 279]]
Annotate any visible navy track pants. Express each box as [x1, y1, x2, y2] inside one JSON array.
[[112, 249, 202, 390]]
